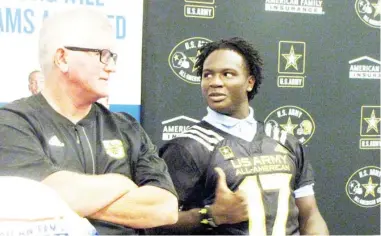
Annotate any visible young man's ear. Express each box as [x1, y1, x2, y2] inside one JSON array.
[[247, 75, 255, 92]]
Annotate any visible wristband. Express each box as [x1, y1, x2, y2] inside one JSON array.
[[199, 205, 218, 229]]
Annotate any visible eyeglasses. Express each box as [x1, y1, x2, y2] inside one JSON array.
[[64, 46, 118, 65]]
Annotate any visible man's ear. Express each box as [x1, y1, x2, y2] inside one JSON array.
[[247, 75, 255, 92], [54, 48, 68, 73]]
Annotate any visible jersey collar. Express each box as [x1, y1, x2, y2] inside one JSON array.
[[203, 106, 256, 128]]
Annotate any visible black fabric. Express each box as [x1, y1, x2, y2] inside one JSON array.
[[0, 94, 176, 235], [159, 120, 314, 235]]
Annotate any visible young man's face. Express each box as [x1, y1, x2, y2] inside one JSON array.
[[201, 49, 254, 119]]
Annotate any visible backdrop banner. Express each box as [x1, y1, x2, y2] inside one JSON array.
[[141, 0, 381, 234]]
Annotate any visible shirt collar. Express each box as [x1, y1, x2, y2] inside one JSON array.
[[203, 106, 256, 127]]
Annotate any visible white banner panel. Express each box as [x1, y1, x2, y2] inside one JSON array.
[[0, 0, 143, 105]]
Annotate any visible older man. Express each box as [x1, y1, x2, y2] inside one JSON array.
[[0, 8, 178, 235]]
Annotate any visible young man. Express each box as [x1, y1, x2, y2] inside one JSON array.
[[0, 8, 177, 235], [158, 37, 329, 235]]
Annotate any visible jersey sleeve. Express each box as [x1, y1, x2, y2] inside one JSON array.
[[293, 142, 315, 189], [159, 141, 204, 206], [0, 109, 60, 181], [131, 122, 177, 197]]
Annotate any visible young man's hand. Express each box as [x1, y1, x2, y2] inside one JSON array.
[[210, 167, 248, 225]]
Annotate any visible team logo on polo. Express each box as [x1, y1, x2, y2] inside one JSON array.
[[359, 105, 381, 150], [184, 0, 215, 19], [265, 0, 325, 15], [102, 140, 126, 159], [346, 166, 380, 207], [264, 105, 315, 144], [277, 41, 306, 88], [355, 0, 381, 28], [349, 56, 381, 80], [162, 115, 200, 140], [168, 37, 212, 84]]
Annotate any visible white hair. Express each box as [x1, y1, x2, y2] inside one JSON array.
[[38, 7, 113, 76]]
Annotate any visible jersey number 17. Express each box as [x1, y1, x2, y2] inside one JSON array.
[[239, 173, 292, 236]]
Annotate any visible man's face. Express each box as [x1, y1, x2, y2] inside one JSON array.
[[29, 72, 44, 95], [201, 49, 254, 119], [64, 29, 116, 101]]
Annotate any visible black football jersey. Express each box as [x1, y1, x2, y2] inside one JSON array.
[[160, 121, 314, 235]]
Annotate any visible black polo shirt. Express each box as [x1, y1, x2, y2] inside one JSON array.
[[0, 94, 176, 235]]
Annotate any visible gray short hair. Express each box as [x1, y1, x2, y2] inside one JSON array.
[[38, 7, 113, 75]]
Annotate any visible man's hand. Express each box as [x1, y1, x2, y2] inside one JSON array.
[[210, 167, 248, 225]]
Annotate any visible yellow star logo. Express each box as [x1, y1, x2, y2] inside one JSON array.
[[282, 45, 302, 71], [362, 176, 378, 197], [364, 109, 381, 133], [219, 146, 235, 160], [188, 50, 201, 73], [173, 54, 180, 61], [372, 0, 381, 17], [280, 117, 298, 135]]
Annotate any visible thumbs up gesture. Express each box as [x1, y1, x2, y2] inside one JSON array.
[[209, 167, 249, 225]]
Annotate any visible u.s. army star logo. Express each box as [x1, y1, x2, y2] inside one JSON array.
[[102, 140, 126, 159], [278, 41, 306, 75], [219, 146, 235, 160], [359, 105, 381, 149], [264, 105, 315, 145], [346, 166, 380, 207], [355, 0, 381, 28], [168, 37, 212, 84]]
